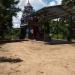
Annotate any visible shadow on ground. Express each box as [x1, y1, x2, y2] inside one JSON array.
[[0, 56, 23, 63], [0, 39, 28, 45], [0, 39, 75, 45], [45, 39, 75, 45]]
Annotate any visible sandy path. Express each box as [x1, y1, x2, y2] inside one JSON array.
[[0, 40, 75, 75]]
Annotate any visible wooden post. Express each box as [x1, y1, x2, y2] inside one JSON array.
[[57, 18, 59, 39], [43, 14, 46, 41], [62, 17, 65, 39], [44, 24, 45, 41], [67, 15, 72, 41], [11, 28, 14, 40]]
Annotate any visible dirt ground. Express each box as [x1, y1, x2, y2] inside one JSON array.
[[0, 40, 75, 75]]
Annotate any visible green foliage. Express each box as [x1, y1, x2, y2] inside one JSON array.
[[0, 0, 19, 8], [62, 0, 75, 8], [0, 0, 20, 40], [12, 28, 20, 39], [4, 28, 20, 40], [48, 18, 70, 39]]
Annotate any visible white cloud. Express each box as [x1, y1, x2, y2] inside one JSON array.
[[56, 0, 62, 5], [13, 11, 22, 28], [48, 0, 62, 6], [48, 1, 56, 6]]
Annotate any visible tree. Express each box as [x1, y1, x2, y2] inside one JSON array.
[[0, 0, 20, 40], [62, 0, 75, 41], [62, 0, 75, 8]]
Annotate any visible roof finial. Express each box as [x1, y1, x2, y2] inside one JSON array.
[[28, 0, 29, 3]]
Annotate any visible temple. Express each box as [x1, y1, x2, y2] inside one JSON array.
[[20, 0, 34, 39], [20, 1, 75, 41]]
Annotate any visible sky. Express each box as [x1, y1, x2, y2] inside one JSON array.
[[13, 0, 62, 28]]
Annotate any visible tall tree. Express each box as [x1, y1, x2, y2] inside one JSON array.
[[62, 0, 75, 8], [62, 0, 75, 41], [0, 0, 20, 40]]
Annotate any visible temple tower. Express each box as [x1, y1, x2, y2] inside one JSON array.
[[21, 0, 34, 27], [20, 0, 34, 39]]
